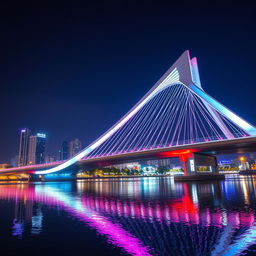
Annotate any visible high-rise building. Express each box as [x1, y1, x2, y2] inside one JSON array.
[[60, 141, 69, 160], [28, 133, 46, 165], [45, 155, 56, 163], [18, 128, 31, 166], [10, 155, 19, 167], [69, 139, 82, 157]]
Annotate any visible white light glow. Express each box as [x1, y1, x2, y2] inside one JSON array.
[[190, 159, 195, 172], [36, 69, 180, 174]]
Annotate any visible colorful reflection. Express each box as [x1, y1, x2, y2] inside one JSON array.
[[0, 176, 256, 255]]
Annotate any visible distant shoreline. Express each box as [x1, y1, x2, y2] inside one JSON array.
[[0, 174, 172, 184]]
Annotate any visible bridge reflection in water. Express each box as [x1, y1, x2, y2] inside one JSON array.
[[0, 177, 256, 256]]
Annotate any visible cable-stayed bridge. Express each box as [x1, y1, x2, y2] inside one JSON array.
[[2, 50, 256, 177]]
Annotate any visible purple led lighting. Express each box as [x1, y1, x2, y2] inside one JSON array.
[[0, 185, 151, 255], [35, 188, 151, 256], [0, 186, 255, 230]]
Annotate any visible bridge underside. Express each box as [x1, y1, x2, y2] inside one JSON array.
[[1, 136, 256, 178], [78, 136, 256, 169], [36, 136, 255, 180]]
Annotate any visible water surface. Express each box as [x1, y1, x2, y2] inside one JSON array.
[[0, 176, 256, 256]]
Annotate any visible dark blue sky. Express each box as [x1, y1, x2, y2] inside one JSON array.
[[1, 1, 256, 162]]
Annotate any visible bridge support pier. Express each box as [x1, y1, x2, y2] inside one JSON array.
[[42, 171, 77, 181], [175, 153, 224, 181], [29, 172, 77, 182]]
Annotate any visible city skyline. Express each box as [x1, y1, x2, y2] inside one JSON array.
[[14, 127, 83, 166]]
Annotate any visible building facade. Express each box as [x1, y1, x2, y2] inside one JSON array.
[[60, 141, 69, 160], [10, 155, 19, 167], [18, 128, 31, 166], [45, 155, 56, 163], [69, 139, 82, 157], [28, 133, 46, 165]]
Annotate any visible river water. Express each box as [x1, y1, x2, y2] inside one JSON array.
[[0, 176, 256, 256]]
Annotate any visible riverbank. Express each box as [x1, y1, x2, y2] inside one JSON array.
[[0, 174, 173, 183], [1, 172, 255, 184]]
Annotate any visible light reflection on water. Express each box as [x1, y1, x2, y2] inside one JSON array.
[[0, 176, 256, 255]]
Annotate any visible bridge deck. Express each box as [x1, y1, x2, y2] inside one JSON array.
[[1, 136, 256, 174]]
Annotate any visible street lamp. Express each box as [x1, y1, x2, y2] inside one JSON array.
[[239, 156, 246, 170]]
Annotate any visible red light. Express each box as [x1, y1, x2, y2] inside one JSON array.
[[159, 149, 198, 158], [158, 149, 199, 176], [171, 185, 198, 214]]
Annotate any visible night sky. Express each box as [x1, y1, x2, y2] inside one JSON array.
[[1, 1, 256, 163]]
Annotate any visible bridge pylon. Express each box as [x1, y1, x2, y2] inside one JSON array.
[[176, 152, 223, 180]]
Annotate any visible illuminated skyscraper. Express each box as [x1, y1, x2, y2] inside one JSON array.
[[28, 133, 46, 165], [18, 128, 31, 166], [10, 155, 19, 167], [69, 139, 82, 157], [60, 141, 69, 160], [45, 155, 56, 163]]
